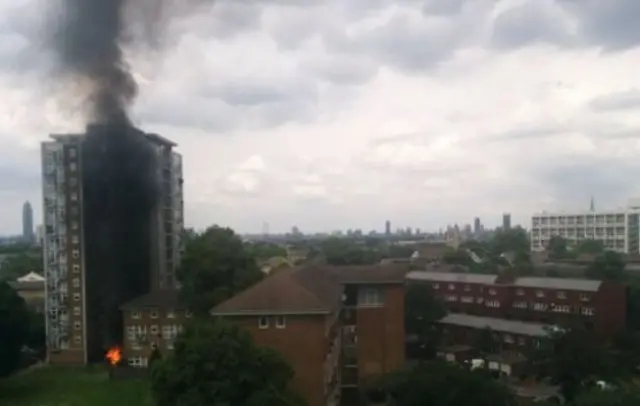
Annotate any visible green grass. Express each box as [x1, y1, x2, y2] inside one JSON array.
[[0, 365, 154, 406]]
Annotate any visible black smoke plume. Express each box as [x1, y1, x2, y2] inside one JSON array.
[[51, 0, 165, 361]]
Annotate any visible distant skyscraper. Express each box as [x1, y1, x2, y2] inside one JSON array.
[[22, 201, 34, 242], [385, 220, 391, 236], [502, 213, 511, 230], [473, 217, 481, 234]]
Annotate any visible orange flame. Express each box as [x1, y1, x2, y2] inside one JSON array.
[[106, 347, 122, 366]]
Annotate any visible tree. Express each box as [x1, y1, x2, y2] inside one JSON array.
[[380, 361, 516, 406], [150, 319, 305, 406], [321, 237, 380, 265], [443, 249, 473, 267], [527, 327, 617, 402], [0, 251, 42, 282], [404, 283, 447, 360], [574, 384, 640, 406], [177, 226, 263, 316], [585, 251, 626, 281], [489, 227, 530, 256], [548, 236, 569, 259], [244, 242, 288, 261], [0, 281, 30, 377], [576, 240, 605, 256]]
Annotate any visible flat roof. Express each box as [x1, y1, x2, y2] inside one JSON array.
[[514, 277, 601, 292], [438, 313, 550, 337], [407, 271, 497, 285], [145, 133, 177, 147]]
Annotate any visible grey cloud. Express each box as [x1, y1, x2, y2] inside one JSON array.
[[136, 78, 318, 132], [333, 13, 458, 72], [491, 1, 573, 49], [0, 165, 40, 193], [588, 89, 640, 112], [422, 0, 468, 16], [558, 0, 640, 51], [485, 123, 568, 143], [300, 54, 379, 86], [536, 159, 640, 206]]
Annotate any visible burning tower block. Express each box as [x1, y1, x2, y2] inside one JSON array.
[[41, 125, 184, 365]]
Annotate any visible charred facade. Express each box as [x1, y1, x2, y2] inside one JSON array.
[[41, 125, 183, 365]]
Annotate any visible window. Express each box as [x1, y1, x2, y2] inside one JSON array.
[[581, 307, 595, 316], [504, 334, 514, 344], [72, 249, 80, 259], [150, 325, 159, 335], [488, 288, 497, 296], [185, 310, 192, 318], [461, 296, 473, 303], [533, 303, 547, 311], [71, 206, 79, 215], [74, 321, 81, 330], [464, 284, 471, 292], [166, 310, 175, 319], [162, 325, 179, 340], [73, 293, 81, 301], [71, 221, 79, 230], [128, 356, 148, 368], [74, 335, 82, 344], [68, 148, 77, 158], [132, 341, 142, 350], [167, 341, 174, 350], [131, 311, 141, 319], [513, 301, 527, 309], [73, 306, 81, 316], [126, 326, 137, 340], [72, 264, 80, 273], [72, 235, 79, 245], [486, 300, 500, 308], [448, 284, 455, 291], [476, 297, 484, 304], [518, 337, 526, 346], [535, 290, 545, 298], [358, 287, 384, 307], [556, 291, 567, 299], [516, 289, 524, 296], [72, 277, 80, 288], [275, 316, 286, 329], [553, 305, 570, 313], [433, 283, 440, 290], [445, 295, 458, 302], [150, 310, 159, 319], [579, 293, 591, 302], [69, 162, 77, 172], [69, 177, 78, 186], [70, 192, 78, 201], [258, 317, 269, 329]]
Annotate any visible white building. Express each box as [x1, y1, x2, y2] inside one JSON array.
[[41, 127, 183, 365], [531, 200, 640, 254]]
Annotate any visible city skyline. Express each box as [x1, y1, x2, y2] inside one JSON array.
[[2, 1, 640, 234]]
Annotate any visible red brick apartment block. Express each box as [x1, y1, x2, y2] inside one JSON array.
[[406, 271, 626, 342], [211, 264, 407, 406]]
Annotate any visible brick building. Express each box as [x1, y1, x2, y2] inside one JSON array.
[[120, 290, 191, 368], [407, 271, 626, 342], [211, 264, 407, 406]]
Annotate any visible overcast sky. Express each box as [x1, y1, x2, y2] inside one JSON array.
[[2, 0, 640, 235]]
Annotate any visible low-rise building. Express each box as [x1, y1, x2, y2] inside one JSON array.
[[8, 272, 45, 313], [407, 271, 626, 341], [120, 290, 191, 368], [211, 264, 407, 406]]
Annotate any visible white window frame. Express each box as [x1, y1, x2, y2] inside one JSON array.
[[150, 310, 159, 319], [73, 293, 81, 301], [131, 311, 141, 319], [275, 316, 286, 329], [258, 317, 269, 329], [72, 264, 80, 273], [167, 310, 175, 319]]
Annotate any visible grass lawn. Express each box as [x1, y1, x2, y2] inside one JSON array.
[[0, 365, 154, 406]]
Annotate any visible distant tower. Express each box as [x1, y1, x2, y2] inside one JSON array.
[[502, 213, 511, 230], [590, 196, 595, 212], [262, 221, 270, 237], [473, 217, 481, 235], [22, 201, 34, 242], [385, 220, 391, 236]]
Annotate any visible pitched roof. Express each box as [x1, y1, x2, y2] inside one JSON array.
[[211, 264, 407, 316], [513, 277, 602, 292], [120, 289, 185, 310], [407, 271, 498, 285], [439, 313, 550, 337], [8, 280, 44, 291]]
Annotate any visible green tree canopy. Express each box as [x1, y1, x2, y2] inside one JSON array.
[[0, 281, 30, 377], [177, 226, 263, 316], [321, 237, 380, 265], [244, 242, 288, 261], [489, 227, 530, 256], [548, 236, 569, 259], [527, 327, 617, 402], [577, 239, 605, 255], [380, 361, 516, 406], [585, 250, 626, 281], [150, 319, 305, 406], [0, 251, 42, 282], [573, 384, 640, 406], [405, 283, 447, 360]]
